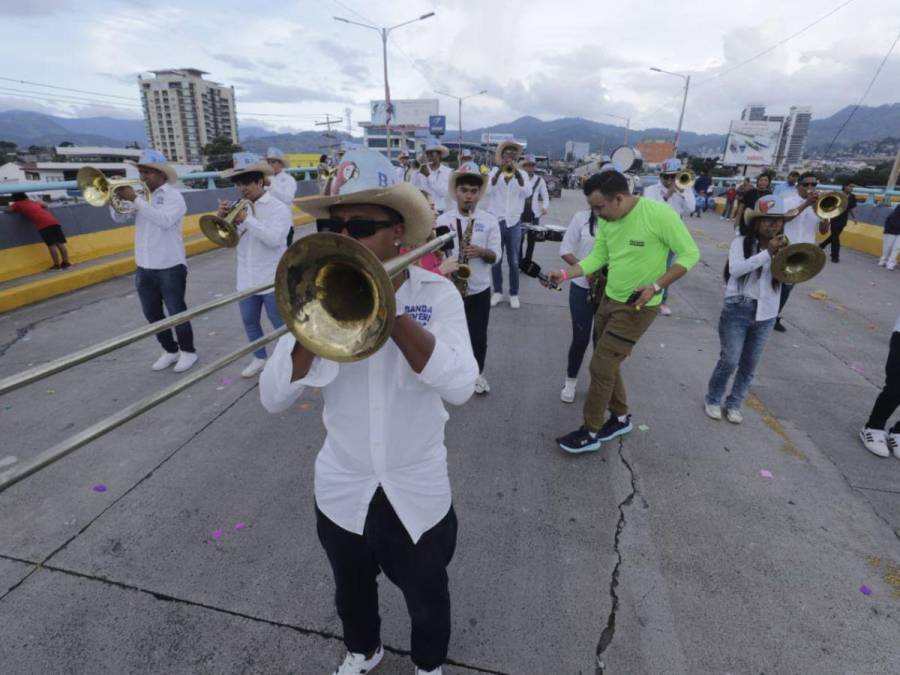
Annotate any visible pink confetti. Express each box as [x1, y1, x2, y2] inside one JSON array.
[[850, 364, 865, 375], [211, 528, 224, 540], [93, 483, 107, 492], [234, 522, 247, 530], [299, 403, 311, 410], [759, 470, 773, 478], [222, 378, 235, 385], [860, 585, 872, 596]]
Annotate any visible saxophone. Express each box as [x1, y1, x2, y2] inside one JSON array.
[[453, 216, 474, 297]]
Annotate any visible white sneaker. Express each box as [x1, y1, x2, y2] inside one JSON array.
[[878, 258, 887, 267], [241, 356, 266, 378], [509, 295, 521, 309], [888, 263, 897, 271], [333, 645, 383, 675], [151, 351, 180, 371], [561, 378, 577, 403], [173, 351, 198, 373], [860, 427, 890, 457], [474, 374, 490, 394], [490, 292, 503, 307], [659, 303, 672, 316], [704, 403, 722, 420], [725, 408, 743, 424], [415, 668, 442, 675], [887, 431, 900, 459]]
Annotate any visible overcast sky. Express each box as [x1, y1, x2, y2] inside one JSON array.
[[2, 0, 899, 136]]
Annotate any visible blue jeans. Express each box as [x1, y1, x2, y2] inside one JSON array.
[[238, 292, 284, 359], [135, 265, 194, 353], [705, 297, 775, 410], [567, 284, 598, 378], [491, 220, 522, 296], [662, 250, 676, 303]]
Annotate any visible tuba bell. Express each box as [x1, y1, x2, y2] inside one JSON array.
[[771, 236, 826, 284], [674, 169, 695, 190], [76, 166, 150, 215], [814, 191, 849, 220], [274, 231, 453, 362], [199, 199, 255, 248]]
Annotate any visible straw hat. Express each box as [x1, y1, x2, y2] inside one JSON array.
[[447, 161, 486, 202], [742, 193, 800, 226], [423, 140, 449, 158], [495, 140, 523, 164], [222, 161, 274, 181], [127, 149, 177, 184]]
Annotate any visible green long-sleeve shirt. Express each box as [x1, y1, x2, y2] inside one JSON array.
[[578, 198, 700, 306]]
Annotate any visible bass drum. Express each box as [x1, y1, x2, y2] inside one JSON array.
[[524, 223, 566, 242], [610, 145, 643, 173]]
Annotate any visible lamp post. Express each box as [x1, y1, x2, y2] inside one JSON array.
[[650, 67, 691, 154], [334, 12, 436, 162], [434, 89, 488, 162], [596, 111, 631, 145]]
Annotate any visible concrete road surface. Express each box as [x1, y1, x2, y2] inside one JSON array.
[[1, 191, 899, 674]]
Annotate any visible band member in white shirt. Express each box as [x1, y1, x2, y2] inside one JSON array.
[[642, 157, 696, 316], [458, 148, 474, 165], [218, 162, 292, 378], [418, 141, 453, 214], [486, 140, 531, 309], [259, 149, 478, 675], [436, 161, 501, 395], [773, 171, 829, 333], [111, 150, 197, 373], [519, 154, 550, 262], [264, 147, 298, 246], [396, 150, 415, 183]]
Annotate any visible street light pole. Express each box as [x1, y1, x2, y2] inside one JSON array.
[[650, 67, 690, 155], [596, 111, 631, 146], [435, 89, 488, 162], [334, 12, 436, 162]]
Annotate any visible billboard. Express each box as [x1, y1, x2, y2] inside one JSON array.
[[723, 120, 783, 166], [429, 115, 446, 136], [481, 132, 514, 144], [565, 141, 590, 160], [637, 140, 675, 165], [369, 99, 439, 127]]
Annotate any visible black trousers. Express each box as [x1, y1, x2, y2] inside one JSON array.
[[518, 217, 539, 261], [819, 221, 847, 259], [315, 489, 458, 671], [777, 282, 794, 316], [135, 265, 194, 353], [463, 287, 491, 372], [866, 332, 900, 432]]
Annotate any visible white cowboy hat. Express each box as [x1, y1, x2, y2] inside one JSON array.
[[495, 140, 523, 165], [295, 149, 433, 246], [447, 161, 486, 203], [265, 147, 285, 162], [423, 141, 449, 158], [127, 149, 177, 184], [222, 161, 274, 181]]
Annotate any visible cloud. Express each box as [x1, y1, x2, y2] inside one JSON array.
[[315, 38, 373, 81], [212, 53, 258, 71], [232, 78, 349, 104], [0, 0, 75, 16]]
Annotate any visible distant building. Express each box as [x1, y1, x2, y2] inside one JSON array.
[[741, 104, 767, 121], [565, 141, 590, 162], [637, 139, 676, 165], [360, 99, 439, 158], [139, 69, 238, 165], [781, 106, 813, 169]]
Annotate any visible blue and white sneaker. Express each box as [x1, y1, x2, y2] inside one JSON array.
[[597, 414, 633, 442], [557, 426, 602, 454]]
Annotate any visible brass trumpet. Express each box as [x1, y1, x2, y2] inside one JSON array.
[[275, 231, 454, 362], [199, 199, 254, 248], [674, 169, 695, 190], [771, 235, 826, 284], [814, 191, 849, 220], [502, 164, 517, 178], [76, 166, 150, 215]]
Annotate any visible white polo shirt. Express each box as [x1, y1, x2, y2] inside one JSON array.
[[110, 182, 187, 270], [236, 191, 292, 294], [783, 192, 821, 244], [436, 207, 502, 296], [259, 266, 479, 543]]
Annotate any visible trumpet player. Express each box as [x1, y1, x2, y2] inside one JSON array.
[[221, 161, 292, 378], [486, 140, 530, 309], [436, 162, 501, 394], [265, 147, 298, 246], [112, 150, 197, 373], [774, 171, 827, 333], [260, 149, 477, 675]]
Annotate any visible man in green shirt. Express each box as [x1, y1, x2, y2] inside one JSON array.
[[548, 171, 700, 453]]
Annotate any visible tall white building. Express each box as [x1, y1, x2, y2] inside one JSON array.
[[781, 106, 813, 169], [138, 69, 238, 165], [741, 104, 767, 122]]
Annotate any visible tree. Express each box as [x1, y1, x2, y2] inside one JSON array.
[[0, 140, 17, 164], [59, 141, 74, 147], [203, 136, 243, 171]]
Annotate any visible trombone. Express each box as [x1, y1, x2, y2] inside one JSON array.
[[814, 191, 849, 220], [771, 236, 826, 284], [76, 166, 150, 215], [0, 231, 452, 491], [199, 199, 254, 248]]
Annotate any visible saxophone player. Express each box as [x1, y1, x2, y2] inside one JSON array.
[[436, 162, 501, 394]]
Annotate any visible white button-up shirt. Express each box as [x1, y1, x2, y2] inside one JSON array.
[[560, 209, 596, 290], [267, 170, 298, 207], [725, 236, 780, 321], [485, 167, 532, 225], [523, 173, 550, 220], [110, 182, 187, 270], [420, 164, 453, 213], [643, 182, 696, 219], [436, 207, 502, 296], [395, 164, 415, 183], [236, 191, 291, 294], [783, 191, 821, 244], [259, 266, 478, 543]]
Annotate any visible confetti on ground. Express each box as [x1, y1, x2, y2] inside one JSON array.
[[215, 293, 223, 298], [759, 470, 773, 479], [21, 336, 30, 342], [717, 241, 729, 249], [0, 456, 17, 468], [208, 331, 217, 336], [860, 585, 872, 596], [47, 389, 55, 395], [234, 522, 247, 530], [201, 316, 210, 320], [93, 484, 107, 492], [809, 290, 829, 301], [792, 344, 800, 348], [212, 529, 224, 540], [637, 424, 650, 432], [222, 378, 235, 385], [850, 364, 865, 375], [660, 343, 666, 348], [216, 386, 225, 391]]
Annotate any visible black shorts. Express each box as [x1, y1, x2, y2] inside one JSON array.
[[39, 225, 66, 246]]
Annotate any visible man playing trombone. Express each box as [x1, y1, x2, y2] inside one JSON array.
[[111, 150, 198, 373], [219, 160, 292, 378], [259, 149, 477, 675]]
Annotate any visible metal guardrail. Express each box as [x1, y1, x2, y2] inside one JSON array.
[[636, 175, 900, 201], [0, 167, 318, 194]]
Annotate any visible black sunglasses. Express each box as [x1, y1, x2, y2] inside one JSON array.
[[800, 181, 818, 187], [316, 218, 397, 239]]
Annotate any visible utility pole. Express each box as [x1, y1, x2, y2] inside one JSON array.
[[345, 107, 352, 135], [316, 115, 344, 161]]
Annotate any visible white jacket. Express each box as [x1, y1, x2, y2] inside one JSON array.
[[236, 191, 292, 293]]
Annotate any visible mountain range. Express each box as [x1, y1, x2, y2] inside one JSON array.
[[2, 103, 899, 159]]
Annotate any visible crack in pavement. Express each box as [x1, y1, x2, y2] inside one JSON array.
[[595, 438, 637, 675], [0, 554, 507, 674]]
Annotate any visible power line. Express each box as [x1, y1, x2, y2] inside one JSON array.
[[0, 87, 143, 111], [823, 29, 900, 156], [0, 76, 138, 101], [332, 0, 377, 25]]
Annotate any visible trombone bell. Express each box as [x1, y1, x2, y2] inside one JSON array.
[[771, 242, 826, 284]]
